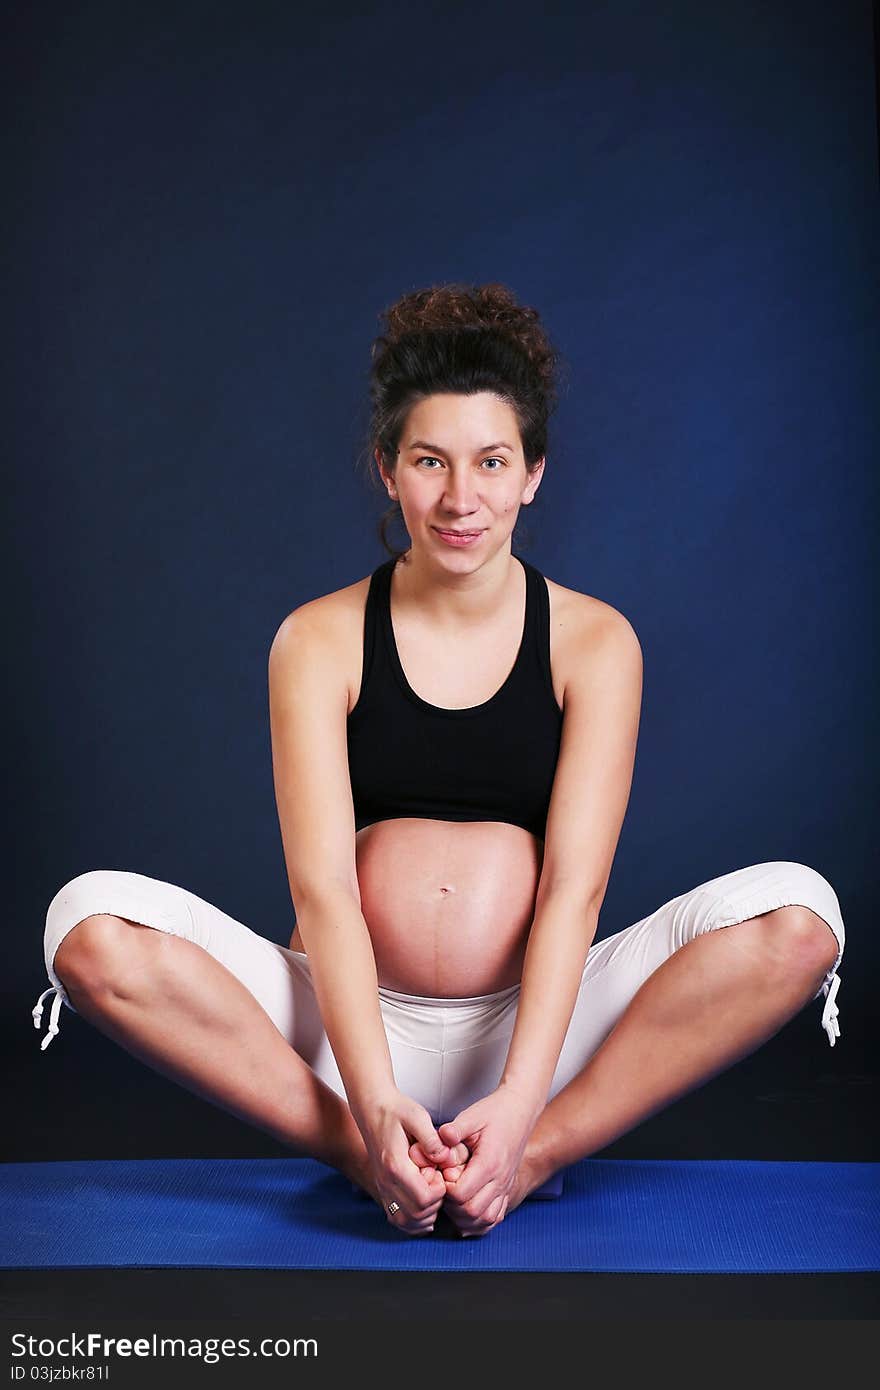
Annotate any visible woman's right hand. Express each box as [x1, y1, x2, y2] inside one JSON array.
[[352, 1088, 467, 1236]]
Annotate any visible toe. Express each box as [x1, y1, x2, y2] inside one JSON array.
[[442, 1163, 466, 1183]]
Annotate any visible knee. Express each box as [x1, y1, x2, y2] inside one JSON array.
[[765, 904, 838, 966], [53, 913, 137, 994], [46, 870, 148, 995], [761, 862, 843, 970]]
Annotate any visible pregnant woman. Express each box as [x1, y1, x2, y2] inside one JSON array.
[[34, 282, 845, 1240]]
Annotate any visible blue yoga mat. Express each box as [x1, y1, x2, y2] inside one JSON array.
[[2, 1157, 877, 1273]]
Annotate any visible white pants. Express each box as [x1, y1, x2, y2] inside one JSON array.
[[33, 861, 845, 1126]]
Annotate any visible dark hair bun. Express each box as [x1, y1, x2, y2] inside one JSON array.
[[374, 281, 559, 409]]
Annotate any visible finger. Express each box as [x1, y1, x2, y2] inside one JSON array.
[[407, 1216, 438, 1237], [409, 1150, 442, 1184], [452, 1176, 501, 1225], [395, 1139, 447, 1205], [396, 1164, 446, 1219], [388, 1213, 437, 1237], [442, 1141, 472, 1176], [409, 1140, 452, 1167], [438, 1117, 480, 1150], [410, 1116, 454, 1166], [382, 1167, 435, 1217], [485, 1193, 507, 1224], [419, 1167, 444, 1212], [384, 1196, 438, 1235], [460, 1193, 507, 1238], [438, 1120, 463, 1147], [383, 1194, 437, 1228], [411, 1138, 470, 1169], [444, 1152, 492, 1206], [411, 1172, 442, 1212]]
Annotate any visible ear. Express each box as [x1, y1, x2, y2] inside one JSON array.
[[375, 448, 397, 497], [523, 456, 546, 503]]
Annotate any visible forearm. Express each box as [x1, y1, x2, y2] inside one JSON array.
[[500, 893, 600, 1119], [293, 888, 397, 1124]]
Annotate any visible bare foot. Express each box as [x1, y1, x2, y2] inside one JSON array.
[[504, 1150, 547, 1215], [348, 1151, 382, 1206]]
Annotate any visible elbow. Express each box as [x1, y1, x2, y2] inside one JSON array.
[[292, 878, 362, 923], [536, 877, 603, 922]]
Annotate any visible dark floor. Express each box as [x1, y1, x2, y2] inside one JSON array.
[[2, 1267, 879, 1320], [4, 1006, 878, 1320]]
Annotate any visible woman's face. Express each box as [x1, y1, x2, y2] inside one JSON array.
[[377, 392, 544, 565]]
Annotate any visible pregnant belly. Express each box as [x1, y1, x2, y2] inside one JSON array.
[[289, 819, 544, 998]]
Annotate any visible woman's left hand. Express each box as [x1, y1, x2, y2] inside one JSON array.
[[411, 1084, 540, 1237]]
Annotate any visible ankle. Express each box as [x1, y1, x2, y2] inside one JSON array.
[[327, 1105, 374, 1190], [290, 1083, 369, 1183]]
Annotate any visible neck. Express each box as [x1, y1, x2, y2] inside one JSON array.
[[392, 543, 520, 629]]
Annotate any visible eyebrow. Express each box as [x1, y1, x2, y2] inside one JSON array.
[[406, 440, 514, 454]]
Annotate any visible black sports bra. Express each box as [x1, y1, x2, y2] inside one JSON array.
[[346, 554, 564, 839]]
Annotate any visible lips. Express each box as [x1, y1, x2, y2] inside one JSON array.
[[434, 528, 483, 536]]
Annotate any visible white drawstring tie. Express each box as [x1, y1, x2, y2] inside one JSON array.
[[820, 970, 841, 1048], [32, 986, 64, 1050]]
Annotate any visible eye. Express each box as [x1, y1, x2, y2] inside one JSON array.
[[415, 456, 506, 470]]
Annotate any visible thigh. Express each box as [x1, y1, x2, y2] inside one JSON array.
[[546, 881, 721, 1098], [41, 869, 326, 1071], [548, 859, 846, 1096], [41, 868, 444, 1105]]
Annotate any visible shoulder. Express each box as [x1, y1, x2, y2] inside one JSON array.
[[271, 574, 369, 647], [269, 572, 374, 707], [543, 571, 638, 644], [541, 570, 641, 706]]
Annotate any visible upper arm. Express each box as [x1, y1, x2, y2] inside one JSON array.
[[268, 606, 361, 913], [537, 608, 643, 914]]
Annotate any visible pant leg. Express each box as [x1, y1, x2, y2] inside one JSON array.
[[547, 860, 846, 1101], [34, 867, 449, 1113], [33, 868, 348, 1099]]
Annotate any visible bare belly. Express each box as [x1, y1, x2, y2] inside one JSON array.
[[288, 819, 544, 998]]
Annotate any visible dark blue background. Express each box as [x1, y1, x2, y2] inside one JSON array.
[[7, 0, 877, 1161]]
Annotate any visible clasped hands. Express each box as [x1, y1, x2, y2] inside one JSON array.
[[359, 1082, 540, 1239]]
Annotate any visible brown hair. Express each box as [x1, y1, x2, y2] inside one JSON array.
[[357, 282, 566, 559]]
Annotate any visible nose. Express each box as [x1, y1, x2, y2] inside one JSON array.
[[442, 473, 481, 513]]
